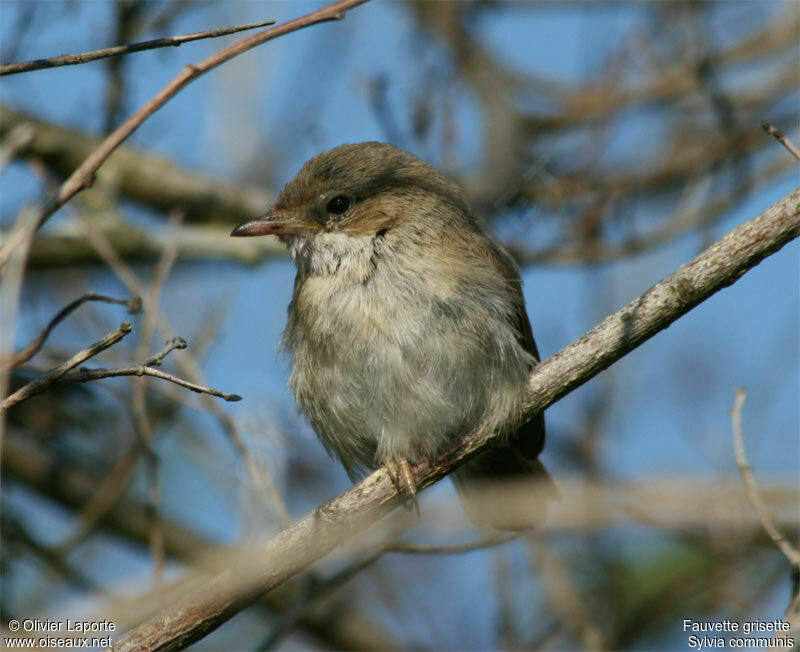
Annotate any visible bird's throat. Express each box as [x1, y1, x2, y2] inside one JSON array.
[[288, 232, 377, 284]]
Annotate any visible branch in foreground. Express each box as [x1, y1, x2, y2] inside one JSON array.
[[0, 20, 276, 75], [5, 292, 141, 371], [1, 322, 132, 412], [1, 437, 404, 652], [110, 188, 800, 652], [0, 0, 371, 270]]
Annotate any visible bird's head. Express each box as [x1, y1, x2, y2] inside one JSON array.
[[231, 142, 470, 250]]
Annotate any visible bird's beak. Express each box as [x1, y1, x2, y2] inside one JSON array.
[[230, 210, 319, 237]]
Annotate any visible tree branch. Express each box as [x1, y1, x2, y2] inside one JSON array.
[[1, 322, 132, 411], [0, 20, 277, 76], [0, 105, 273, 225], [65, 357, 242, 403], [1, 437, 404, 652], [0, 0, 371, 270], [109, 188, 799, 651]]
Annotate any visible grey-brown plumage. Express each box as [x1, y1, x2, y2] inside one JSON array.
[[232, 142, 553, 528]]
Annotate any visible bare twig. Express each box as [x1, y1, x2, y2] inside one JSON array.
[[761, 118, 800, 161], [61, 337, 241, 402], [6, 292, 141, 371], [731, 387, 800, 568], [383, 532, 519, 554], [0, 0, 370, 270], [1, 322, 132, 412], [0, 20, 277, 75], [109, 187, 800, 652], [65, 201, 293, 526]]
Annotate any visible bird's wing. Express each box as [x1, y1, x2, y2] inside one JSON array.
[[483, 237, 546, 461]]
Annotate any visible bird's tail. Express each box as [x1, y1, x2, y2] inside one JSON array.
[[452, 439, 559, 531]]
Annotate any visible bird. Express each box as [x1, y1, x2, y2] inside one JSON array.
[[231, 142, 554, 529]]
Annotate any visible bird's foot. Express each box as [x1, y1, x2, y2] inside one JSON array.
[[385, 457, 419, 515]]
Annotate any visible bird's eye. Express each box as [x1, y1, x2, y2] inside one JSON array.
[[327, 196, 351, 215]]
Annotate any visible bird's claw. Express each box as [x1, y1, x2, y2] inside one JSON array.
[[385, 458, 419, 515]]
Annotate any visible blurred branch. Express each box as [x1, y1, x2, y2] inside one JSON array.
[[1, 437, 403, 652], [255, 527, 518, 650], [731, 387, 800, 568], [410, 1, 798, 271], [15, 221, 284, 268], [0, 0, 371, 270], [130, 210, 184, 585], [761, 118, 800, 161], [509, 154, 795, 265], [62, 193, 294, 527], [0, 105, 272, 224], [1, 321, 132, 412], [5, 292, 141, 371], [110, 187, 800, 652], [0, 120, 35, 172], [384, 532, 518, 554], [0, 19, 277, 76]]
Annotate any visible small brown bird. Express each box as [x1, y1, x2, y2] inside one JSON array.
[[232, 142, 553, 529]]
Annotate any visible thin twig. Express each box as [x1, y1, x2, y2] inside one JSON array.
[[63, 341, 241, 403], [6, 292, 141, 371], [0, 0, 371, 270], [74, 203, 291, 525], [730, 387, 800, 568], [383, 532, 519, 554], [68, 198, 277, 528], [132, 209, 182, 587], [1, 322, 132, 412], [761, 118, 800, 161], [0, 19, 277, 75]]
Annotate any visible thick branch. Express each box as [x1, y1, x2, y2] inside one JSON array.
[[110, 189, 799, 652], [1, 438, 403, 652]]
